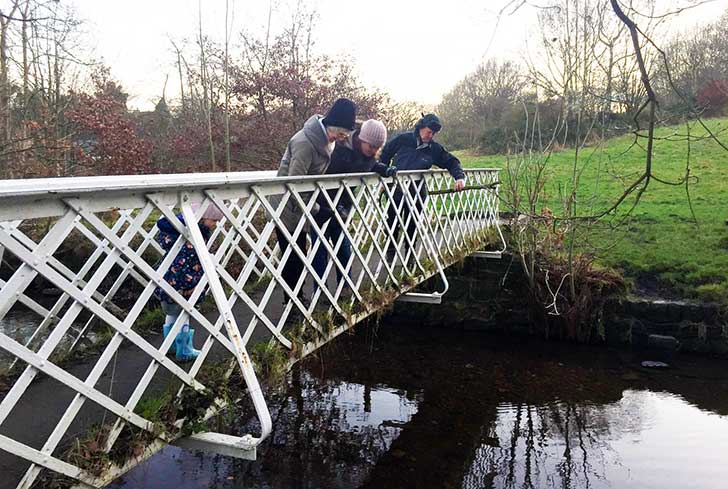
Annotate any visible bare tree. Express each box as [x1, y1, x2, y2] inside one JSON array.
[[438, 59, 524, 151], [0, 1, 20, 177], [170, 39, 187, 112], [0, 0, 89, 178], [231, 1, 386, 166], [223, 0, 232, 172], [198, 0, 216, 171]]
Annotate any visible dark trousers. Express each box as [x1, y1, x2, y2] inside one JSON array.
[[311, 215, 352, 284], [386, 188, 424, 253], [275, 227, 308, 293]]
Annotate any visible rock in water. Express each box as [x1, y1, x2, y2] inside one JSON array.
[[641, 360, 670, 368]]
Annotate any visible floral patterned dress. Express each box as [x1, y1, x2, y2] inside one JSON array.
[[153, 214, 212, 305]]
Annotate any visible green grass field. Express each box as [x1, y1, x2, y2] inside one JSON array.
[[456, 118, 728, 304]]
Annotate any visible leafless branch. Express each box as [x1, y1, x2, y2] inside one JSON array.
[[617, 0, 718, 20]]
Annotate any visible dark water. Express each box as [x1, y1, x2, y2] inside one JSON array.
[[0, 310, 39, 344], [109, 323, 728, 489], [0, 309, 96, 371], [0, 311, 42, 369]]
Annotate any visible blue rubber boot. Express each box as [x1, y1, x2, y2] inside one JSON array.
[[175, 324, 201, 361], [162, 324, 176, 356]]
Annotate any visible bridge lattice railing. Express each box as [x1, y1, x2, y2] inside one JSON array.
[[0, 168, 502, 488]]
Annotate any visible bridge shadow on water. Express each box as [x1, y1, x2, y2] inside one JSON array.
[[108, 321, 728, 489]]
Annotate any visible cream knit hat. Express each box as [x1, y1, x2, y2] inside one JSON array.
[[358, 119, 388, 148], [191, 202, 225, 221]]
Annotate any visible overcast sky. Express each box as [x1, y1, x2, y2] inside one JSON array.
[[68, 0, 728, 111]]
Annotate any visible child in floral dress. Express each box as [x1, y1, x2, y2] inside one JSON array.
[[154, 203, 224, 361]]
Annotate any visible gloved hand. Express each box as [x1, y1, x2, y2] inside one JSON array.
[[454, 178, 466, 191], [336, 205, 350, 222], [385, 166, 398, 178]]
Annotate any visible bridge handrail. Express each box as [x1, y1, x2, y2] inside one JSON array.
[[0, 168, 500, 220], [0, 167, 501, 194]]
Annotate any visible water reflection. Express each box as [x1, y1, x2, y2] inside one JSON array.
[[463, 391, 728, 489], [111, 371, 420, 489], [108, 325, 728, 489], [255, 371, 420, 488]]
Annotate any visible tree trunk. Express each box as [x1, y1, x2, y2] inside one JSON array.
[[198, 0, 216, 171], [171, 40, 186, 112], [0, 3, 18, 178], [223, 0, 232, 172]]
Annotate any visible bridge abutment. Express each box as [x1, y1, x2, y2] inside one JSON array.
[[392, 255, 728, 356]]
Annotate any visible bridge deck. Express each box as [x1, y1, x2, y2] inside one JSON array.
[[0, 168, 502, 488]]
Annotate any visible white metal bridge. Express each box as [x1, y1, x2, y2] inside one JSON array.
[[0, 168, 503, 488]]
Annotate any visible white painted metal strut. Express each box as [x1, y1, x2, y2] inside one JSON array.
[[181, 196, 270, 454], [0, 167, 503, 489]]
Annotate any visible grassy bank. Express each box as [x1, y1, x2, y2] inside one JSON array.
[[457, 118, 728, 304]]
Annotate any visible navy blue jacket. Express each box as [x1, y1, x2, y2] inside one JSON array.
[[379, 131, 465, 180], [316, 134, 390, 216]]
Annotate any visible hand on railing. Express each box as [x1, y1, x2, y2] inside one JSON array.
[[336, 204, 350, 221], [454, 178, 466, 191]]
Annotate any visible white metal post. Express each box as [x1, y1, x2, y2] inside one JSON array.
[[180, 196, 272, 449]]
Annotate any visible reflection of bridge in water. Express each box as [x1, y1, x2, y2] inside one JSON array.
[[109, 323, 726, 489], [0, 168, 503, 488]]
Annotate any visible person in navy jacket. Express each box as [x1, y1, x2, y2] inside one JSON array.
[[379, 113, 466, 257], [311, 119, 396, 293]]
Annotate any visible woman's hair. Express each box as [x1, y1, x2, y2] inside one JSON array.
[[325, 125, 351, 136]]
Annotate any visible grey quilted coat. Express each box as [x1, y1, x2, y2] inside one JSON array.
[[271, 115, 332, 233]]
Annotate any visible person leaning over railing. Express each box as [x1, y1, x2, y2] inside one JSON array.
[[379, 113, 466, 259], [154, 203, 224, 361], [271, 98, 357, 306], [311, 119, 397, 296]]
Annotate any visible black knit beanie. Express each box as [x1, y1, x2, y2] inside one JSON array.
[[322, 98, 357, 131], [415, 113, 442, 133]]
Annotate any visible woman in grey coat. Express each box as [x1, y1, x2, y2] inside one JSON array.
[[273, 98, 357, 300]]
